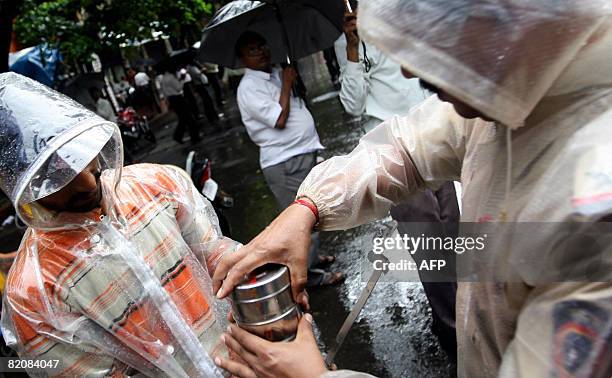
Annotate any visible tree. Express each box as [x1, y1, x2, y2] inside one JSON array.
[[10, 0, 214, 66], [0, 0, 24, 73]]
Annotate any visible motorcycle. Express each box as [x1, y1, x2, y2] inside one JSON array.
[[117, 107, 156, 163], [185, 150, 234, 237]]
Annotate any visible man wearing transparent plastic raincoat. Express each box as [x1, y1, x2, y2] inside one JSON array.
[[212, 1, 612, 377], [0, 72, 238, 377]]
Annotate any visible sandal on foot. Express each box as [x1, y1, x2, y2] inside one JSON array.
[[319, 271, 344, 286], [316, 255, 336, 268]]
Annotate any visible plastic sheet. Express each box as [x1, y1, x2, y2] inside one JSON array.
[[0, 73, 238, 377], [358, 0, 612, 129]]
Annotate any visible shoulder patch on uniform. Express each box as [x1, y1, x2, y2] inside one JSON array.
[[572, 146, 612, 217], [552, 300, 612, 377]]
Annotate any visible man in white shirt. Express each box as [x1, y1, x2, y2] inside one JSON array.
[[236, 31, 343, 286], [160, 68, 200, 144], [336, 3, 460, 361], [335, 28, 427, 132]]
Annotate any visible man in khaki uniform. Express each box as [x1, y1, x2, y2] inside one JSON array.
[[211, 1, 612, 377]]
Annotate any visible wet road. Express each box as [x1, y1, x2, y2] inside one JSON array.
[[145, 55, 454, 378]]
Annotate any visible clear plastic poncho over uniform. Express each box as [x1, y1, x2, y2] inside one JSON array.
[[299, 1, 612, 377], [0, 72, 238, 377]]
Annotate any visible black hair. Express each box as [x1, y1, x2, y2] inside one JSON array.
[[235, 31, 267, 57], [419, 79, 439, 95]]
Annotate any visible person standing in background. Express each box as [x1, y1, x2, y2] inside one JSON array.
[[201, 62, 225, 108], [335, 2, 460, 361], [235, 31, 343, 287], [335, 2, 427, 133], [160, 68, 200, 144], [178, 68, 201, 121], [188, 63, 222, 125], [131, 68, 157, 117]]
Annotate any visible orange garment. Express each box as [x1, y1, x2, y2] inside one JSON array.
[[4, 164, 236, 377]]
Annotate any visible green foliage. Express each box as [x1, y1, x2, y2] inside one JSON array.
[[13, 0, 214, 63]]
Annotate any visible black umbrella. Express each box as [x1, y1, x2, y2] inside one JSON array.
[[199, 0, 344, 69], [154, 48, 197, 72]]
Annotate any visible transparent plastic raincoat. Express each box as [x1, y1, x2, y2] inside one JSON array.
[[0, 72, 238, 377], [302, 1, 612, 377]]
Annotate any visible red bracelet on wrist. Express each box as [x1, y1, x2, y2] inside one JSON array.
[[292, 198, 319, 225]]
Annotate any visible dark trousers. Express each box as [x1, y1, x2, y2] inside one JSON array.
[[205, 72, 224, 107], [168, 95, 200, 143], [183, 84, 200, 119], [390, 182, 460, 362], [195, 84, 219, 123]]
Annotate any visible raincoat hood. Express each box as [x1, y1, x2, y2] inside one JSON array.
[[0, 76, 232, 378], [358, 0, 612, 129], [0, 72, 122, 229]]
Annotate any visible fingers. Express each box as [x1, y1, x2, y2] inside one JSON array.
[[222, 333, 259, 368], [212, 247, 247, 295], [297, 290, 310, 312], [228, 324, 271, 355], [289, 262, 308, 301], [344, 12, 357, 26], [214, 355, 256, 378], [217, 251, 267, 299], [344, 22, 357, 33], [296, 313, 316, 343], [344, 11, 356, 19], [227, 310, 235, 323]]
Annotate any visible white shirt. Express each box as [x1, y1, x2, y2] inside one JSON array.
[[178, 69, 192, 84], [134, 72, 150, 87], [237, 68, 324, 169], [160, 72, 183, 97], [334, 34, 428, 121], [187, 65, 208, 85]]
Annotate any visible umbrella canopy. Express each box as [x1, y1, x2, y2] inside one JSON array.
[[9, 44, 61, 87], [154, 48, 197, 73], [199, 0, 344, 69]]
